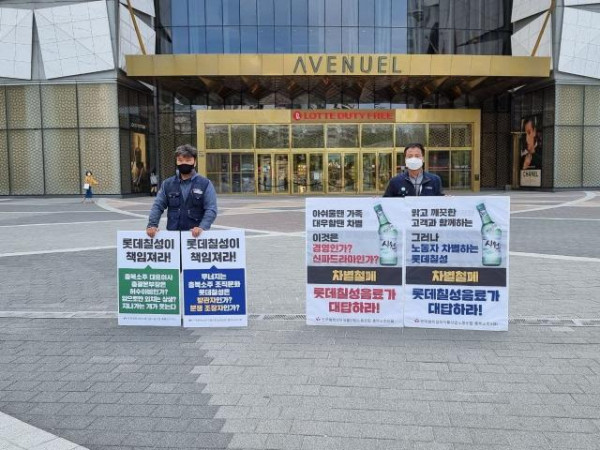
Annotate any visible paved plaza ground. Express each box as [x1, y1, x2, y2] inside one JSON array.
[[0, 190, 599, 449]]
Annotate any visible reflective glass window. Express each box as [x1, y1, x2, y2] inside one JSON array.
[[325, 27, 342, 52], [172, 0, 189, 26], [223, 26, 241, 52], [308, 0, 325, 26], [206, 125, 229, 149], [291, 0, 308, 26], [274, 0, 291, 26], [325, 0, 341, 26], [291, 27, 309, 52], [359, 0, 375, 26], [342, 0, 358, 26], [240, 0, 257, 25], [375, 27, 391, 53], [206, 26, 224, 52], [172, 27, 190, 53], [327, 125, 359, 148], [257, 0, 274, 25], [396, 124, 426, 147], [375, 0, 391, 27], [257, 26, 274, 52], [308, 27, 324, 53], [207, 153, 230, 193], [206, 0, 223, 25], [292, 125, 324, 148], [391, 0, 407, 27], [274, 26, 291, 52], [231, 125, 254, 149], [190, 27, 206, 52], [223, 0, 240, 25], [341, 27, 359, 52], [189, 0, 205, 26], [359, 27, 375, 52], [391, 27, 407, 53], [241, 26, 258, 52], [256, 125, 289, 148], [361, 124, 394, 148]]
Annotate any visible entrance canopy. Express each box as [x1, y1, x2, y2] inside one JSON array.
[[126, 54, 551, 103]]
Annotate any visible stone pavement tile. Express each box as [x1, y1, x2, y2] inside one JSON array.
[[300, 436, 413, 450], [542, 432, 600, 449], [220, 419, 259, 433], [254, 419, 292, 434], [227, 433, 268, 449], [433, 426, 473, 444], [264, 433, 304, 450], [122, 431, 230, 448]]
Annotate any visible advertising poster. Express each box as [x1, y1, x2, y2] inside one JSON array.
[[117, 231, 181, 327], [306, 198, 405, 327], [403, 197, 510, 331], [131, 131, 148, 193], [519, 114, 542, 187], [182, 230, 247, 327]]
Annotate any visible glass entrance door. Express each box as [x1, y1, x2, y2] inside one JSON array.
[[258, 153, 289, 194], [274, 154, 289, 193], [258, 154, 272, 193], [293, 153, 324, 194], [361, 151, 392, 193], [328, 153, 358, 194]]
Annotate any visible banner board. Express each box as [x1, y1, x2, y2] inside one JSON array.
[[181, 230, 247, 327], [402, 197, 510, 331], [306, 199, 404, 327], [306, 197, 510, 331], [117, 231, 181, 326]]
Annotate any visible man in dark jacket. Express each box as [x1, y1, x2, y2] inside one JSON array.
[[383, 143, 444, 197], [146, 144, 217, 238]]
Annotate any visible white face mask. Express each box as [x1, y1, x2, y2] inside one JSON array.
[[406, 157, 423, 171]]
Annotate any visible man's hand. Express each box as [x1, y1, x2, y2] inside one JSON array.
[[146, 226, 158, 238], [191, 227, 204, 238]]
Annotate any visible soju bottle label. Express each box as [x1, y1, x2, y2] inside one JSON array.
[[374, 204, 398, 266]]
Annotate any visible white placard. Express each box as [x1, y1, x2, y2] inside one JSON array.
[[306, 197, 510, 331], [117, 231, 181, 327], [181, 230, 247, 327]]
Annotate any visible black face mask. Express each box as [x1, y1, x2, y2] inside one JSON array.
[[177, 164, 194, 175]]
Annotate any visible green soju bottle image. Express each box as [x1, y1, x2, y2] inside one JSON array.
[[476, 203, 502, 266], [373, 204, 398, 266]]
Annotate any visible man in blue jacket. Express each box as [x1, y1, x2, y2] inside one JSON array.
[[383, 143, 444, 197], [146, 144, 217, 238]]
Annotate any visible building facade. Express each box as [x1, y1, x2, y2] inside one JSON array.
[[0, 0, 598, 196]]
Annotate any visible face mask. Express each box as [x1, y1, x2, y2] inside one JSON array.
[[406, 157, 423, 171], [177, 164, 194, 175]]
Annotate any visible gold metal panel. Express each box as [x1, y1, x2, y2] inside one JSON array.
[[197, 110, 291, 125], [396, 109, 480, 124], [126, 54, 551, 78], [239, 55, 262, 75], [430, 55, 452, 76], [450, 55, 472, 76], [196, 55, 219, 75], [173, 55, 197, 76], [410, 55, 432, 75], [126, 55, 155, 76], [283, 54, 304, 75], [261, 54, 284, 75], [218, 55, 241, 75], [470, 55, 492, 76]]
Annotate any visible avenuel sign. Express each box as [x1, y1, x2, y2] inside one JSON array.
[[292, 110, 395, 123]]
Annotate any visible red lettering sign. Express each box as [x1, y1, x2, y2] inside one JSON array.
[[291, 110, 395, 123]]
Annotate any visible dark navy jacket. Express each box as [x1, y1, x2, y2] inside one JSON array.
[[383, 171, 444, 197], [147, 172, 217, 231]]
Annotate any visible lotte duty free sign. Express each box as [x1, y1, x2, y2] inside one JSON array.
[[292, 110, 394, 123]]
